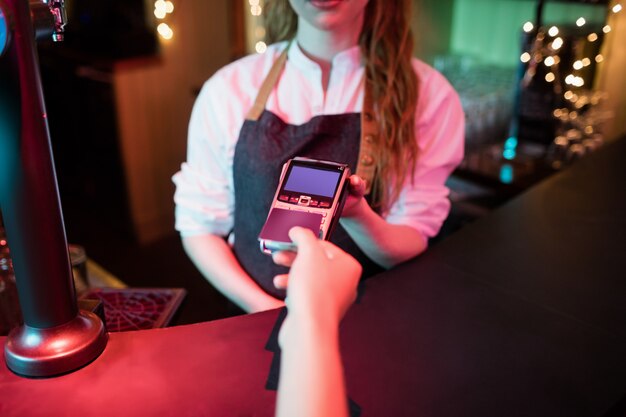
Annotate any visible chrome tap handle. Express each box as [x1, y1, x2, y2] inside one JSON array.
[[46, 0, 66, 42], [29, 0, 66, 42]]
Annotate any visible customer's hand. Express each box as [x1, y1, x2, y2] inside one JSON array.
[[273, 227, 361, 324], [274, 227, 358, 417]]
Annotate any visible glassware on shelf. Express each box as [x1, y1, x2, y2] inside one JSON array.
[[0, 224, 23, 336], [545, 89, 612, 169]]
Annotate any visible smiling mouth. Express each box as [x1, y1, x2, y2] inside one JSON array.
[[308, 0, 344, 9]]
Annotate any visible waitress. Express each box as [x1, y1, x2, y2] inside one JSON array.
[[172, 0, 465, 313]]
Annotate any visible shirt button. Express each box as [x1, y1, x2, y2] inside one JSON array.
[[360, 154, 374, 166]]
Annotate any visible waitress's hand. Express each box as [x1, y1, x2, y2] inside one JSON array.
[[271, 174, 366, 267], [340, 174, 367, 218], [248, 296, 285, 314]]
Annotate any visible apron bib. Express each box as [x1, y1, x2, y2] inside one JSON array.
[[232, 44, 383, 299]]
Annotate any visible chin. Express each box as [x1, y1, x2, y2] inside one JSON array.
[[292, 0, 368, 31]]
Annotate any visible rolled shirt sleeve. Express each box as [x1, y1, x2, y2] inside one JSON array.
[[172, 45, 280, 238], [172, 75, 237, 237], [385, 61, 465, 239]]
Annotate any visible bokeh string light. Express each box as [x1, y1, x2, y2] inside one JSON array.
[[514, 0, 621, 167], [249, 0, 267, 53], [154, 0, 175, 40]]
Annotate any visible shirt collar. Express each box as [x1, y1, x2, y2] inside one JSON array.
[[286, 40, 363, 74]]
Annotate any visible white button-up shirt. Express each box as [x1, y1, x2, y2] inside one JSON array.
[[172, 41, 465, 240]]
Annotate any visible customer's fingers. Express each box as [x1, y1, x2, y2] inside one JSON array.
[[272, 250, 297, 267], [273, 274, 289, 289]]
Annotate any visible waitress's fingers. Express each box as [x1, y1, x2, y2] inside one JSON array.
[[273, 274, 289, 289], [272, 250, 297, 267], [348, 174, 367, 198]]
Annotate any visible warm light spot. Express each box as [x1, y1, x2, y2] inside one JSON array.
[[573, 77, 585, 87], [555, 136, 568, 146], [565, 74, 575, 84], [255, 41, 267, 54], [559, 109, 571, 120], [603, 25, 611, 33], [588, 33, 598, 42], [0, 239, 6, 246], [552, 37, 563, 49], [584, 126, 594, 135], [613, 4, 622, 13], [523, 21, 534, 32], [564, 90, 574, 100], [573, 60, 583, 70], [548, 26, 559, 37], [595, 54, 604, 63], [250, 5, 262, 15], [154, 0, 172, 18], [544, 56, 555, 66], [157, 22, 173, 40], [582, 57, 591, 67], [569, 111, 578, 120], [520, 52, 531, 63], [576, 17, 586, 27], [545, 72, 556, 82], [249, 0, 260, 5]]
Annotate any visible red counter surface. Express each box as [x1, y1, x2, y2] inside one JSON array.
[[0, 310, 281, 416], [2, 255, 625, 417]]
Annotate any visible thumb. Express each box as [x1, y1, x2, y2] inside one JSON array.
[[288, 227, 319, 252]]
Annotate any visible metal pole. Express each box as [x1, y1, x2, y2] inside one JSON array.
[[0, 0, 107, 377]]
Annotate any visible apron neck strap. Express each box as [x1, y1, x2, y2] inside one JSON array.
[[357, 72, 378, 195], [245, 41, 291, 121]]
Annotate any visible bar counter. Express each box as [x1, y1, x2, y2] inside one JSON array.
[[1, 137, 625, 416]]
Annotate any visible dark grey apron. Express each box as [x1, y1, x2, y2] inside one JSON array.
[[232, 45, 383, 300]]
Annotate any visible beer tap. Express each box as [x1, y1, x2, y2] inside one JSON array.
[[29, 0, 67, 41], [47, 0, 67, 41], [0, 0, 108, 377]]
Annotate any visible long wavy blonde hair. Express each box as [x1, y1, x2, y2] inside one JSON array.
[[264, 0, 419, 212]]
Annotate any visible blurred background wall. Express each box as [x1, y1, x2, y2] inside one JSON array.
[[111, 1, 234, 244], [37, 0, 625, 247]]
